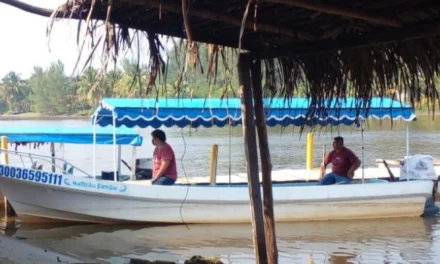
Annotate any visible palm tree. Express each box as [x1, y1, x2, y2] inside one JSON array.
[[112, 59, 148, 97], [76, 68, 108, 106], [0, 71, 30, 113]]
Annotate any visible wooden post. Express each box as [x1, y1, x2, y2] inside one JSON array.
[[306, 132, 314, 170], [1, 136, 16, 218], [1, 136, 9, 219], [238, 53, 268, 264], [250, 58, 278, 264], [209, 144, 219, 185], [1, 136, 9, 164]]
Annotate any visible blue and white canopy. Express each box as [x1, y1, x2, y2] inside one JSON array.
[[0, 126, 143, 146], [91, 97, 416, 128]]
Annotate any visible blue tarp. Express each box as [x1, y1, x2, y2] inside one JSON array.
[[0, 126, 143, 146], [91, 97, 417, 128]]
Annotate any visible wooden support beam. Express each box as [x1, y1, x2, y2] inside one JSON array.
[[0, 0, 55, 17], [1, 0, 316, 43], [253, 22, 440, 59], [263, 0, 402, 27], [238, 53, 268, 264], [122, 0, 314, 40], [251, 59, 278, 264], [0, 0, 84, 18], [0, 0, 238, 49]]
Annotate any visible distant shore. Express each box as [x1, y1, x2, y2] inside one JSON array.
[[0, 112, 89, 120]]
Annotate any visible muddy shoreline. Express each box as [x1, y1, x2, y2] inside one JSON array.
[[0, 233, 223, 264], [0, 234, 81, 263]]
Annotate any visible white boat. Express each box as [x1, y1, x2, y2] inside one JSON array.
[[0, 164, 435, 223], [0, 97, 438, 224]]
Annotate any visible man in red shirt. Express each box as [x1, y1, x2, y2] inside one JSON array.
[[151, 129, 178, 185], [319, 136, 361, 185]]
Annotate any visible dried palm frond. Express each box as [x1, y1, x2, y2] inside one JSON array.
[[41, 0, 440, 127]]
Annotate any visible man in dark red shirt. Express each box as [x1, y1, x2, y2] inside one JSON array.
[[151, 129, 178, 185], [319, 136, 361, 185]]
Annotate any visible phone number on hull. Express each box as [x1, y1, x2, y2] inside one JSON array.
[[0, 165, 62, 186]]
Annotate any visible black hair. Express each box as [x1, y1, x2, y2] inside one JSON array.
[[334, 136, 344, 143], [151, 129, 166, 142]]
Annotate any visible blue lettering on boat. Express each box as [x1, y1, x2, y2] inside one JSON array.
[[73, 181, 97, 189], [0, 165, 62, 186], [63, 178, 126, 193], [98, 183, 117, 191]]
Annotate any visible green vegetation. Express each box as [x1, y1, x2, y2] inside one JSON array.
[[0, 45, 239, 116]]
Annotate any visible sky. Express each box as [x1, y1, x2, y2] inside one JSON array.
[[0, 0, 145, 79], [0, 0, 82, 78]]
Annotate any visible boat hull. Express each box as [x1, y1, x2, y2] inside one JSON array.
[[0, 163, 435, 224], [6, 191, 428, 224]]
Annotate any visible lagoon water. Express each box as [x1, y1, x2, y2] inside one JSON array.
[[0, 116, 439, 263]]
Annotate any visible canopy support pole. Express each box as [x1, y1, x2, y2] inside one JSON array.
[[93, 114, 97, 179], [50, 143, 56, 173], [228, 121, 232, 185], [238, 53, 268, 264], [361, 120, 365, 184], [251, 58, 278, 264], [117, 145, 122, 179], [131, 146, 137, 181], [112, 110, 117, 182], [406, 122, 409, 181]]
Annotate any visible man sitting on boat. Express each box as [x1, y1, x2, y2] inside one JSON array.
[[319, 136, 361, 185], [151, 129, 178, 185]]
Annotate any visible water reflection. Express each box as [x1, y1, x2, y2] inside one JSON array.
[[0, 216, 438, 263]]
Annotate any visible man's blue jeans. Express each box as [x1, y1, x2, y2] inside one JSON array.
[[319, 173, 352, 185], [152, 176, 176, 185]]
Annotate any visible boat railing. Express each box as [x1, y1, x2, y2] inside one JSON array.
[[0, 148, 91, 177]]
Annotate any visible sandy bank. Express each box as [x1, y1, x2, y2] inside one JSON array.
[[0, 234, 81, 264]]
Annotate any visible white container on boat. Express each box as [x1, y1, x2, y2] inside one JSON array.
[[400, 154, 437, 181]]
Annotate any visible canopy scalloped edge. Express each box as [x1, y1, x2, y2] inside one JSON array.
[[91, 97, 416, 128], [92, 113, 417, 128]]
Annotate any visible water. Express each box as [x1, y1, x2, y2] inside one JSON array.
[[2, 217, 439, 263], [1, 116, 440, 178], [0, 116, 440, 263]]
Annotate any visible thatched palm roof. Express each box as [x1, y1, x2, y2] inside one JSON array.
[[3, 0, 440, 113], [2, 2, 439, 262]]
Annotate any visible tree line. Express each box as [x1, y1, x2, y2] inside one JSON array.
[[0, 45, 239, 116], [0, 44, 436, 116]]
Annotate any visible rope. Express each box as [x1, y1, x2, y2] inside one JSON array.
[[179, 127, 190, 229]]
